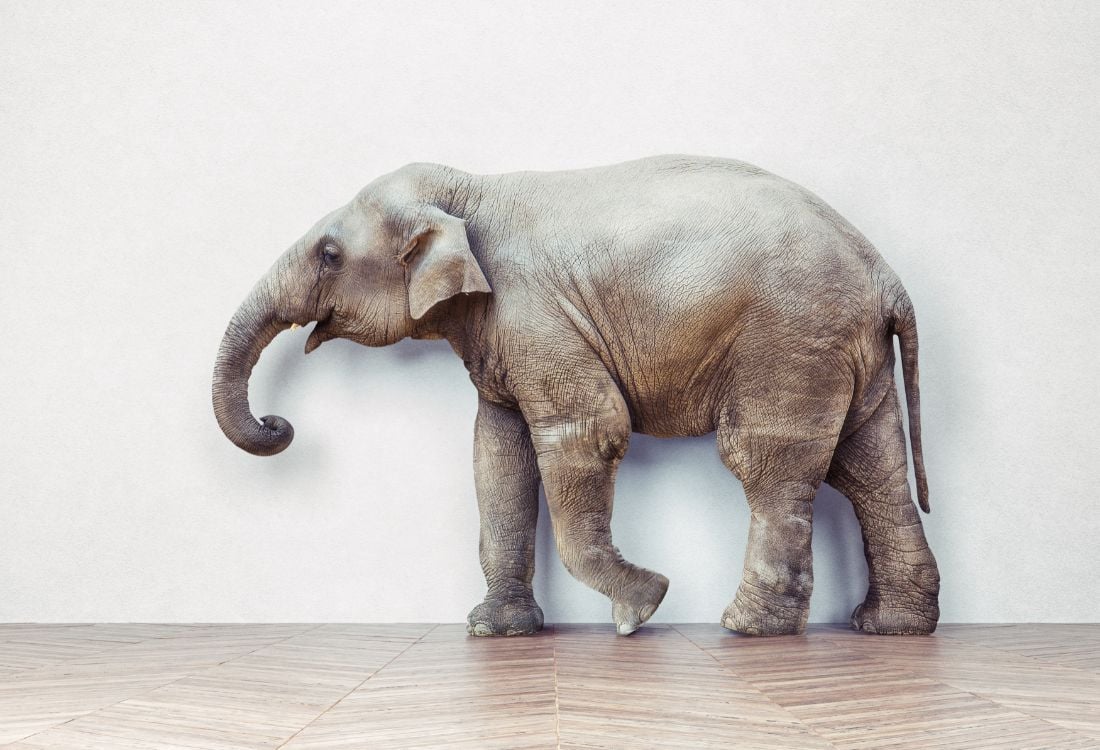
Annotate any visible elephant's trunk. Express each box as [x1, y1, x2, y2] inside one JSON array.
[[212, 278, 295, 456]]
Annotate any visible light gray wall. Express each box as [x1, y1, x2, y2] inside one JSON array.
[[2, 1, 1098, 624]]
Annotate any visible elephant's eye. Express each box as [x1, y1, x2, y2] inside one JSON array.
[[321, 244, 342, 266]]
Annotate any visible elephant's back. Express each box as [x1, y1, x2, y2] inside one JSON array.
[[522, 154, 886, 316], [509, 154, 883, 277]]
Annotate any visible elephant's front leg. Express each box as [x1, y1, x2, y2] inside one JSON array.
[[528, 387, 669, 636], [466, 397, 545, 636]]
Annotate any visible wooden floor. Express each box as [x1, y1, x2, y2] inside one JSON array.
[[0, 624, 1097, 749]]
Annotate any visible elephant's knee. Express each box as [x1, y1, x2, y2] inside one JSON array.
[[530, 408, 630, 469], [743, 480, 819, 520]]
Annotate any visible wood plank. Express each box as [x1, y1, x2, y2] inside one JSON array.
[[940, 623, 1100, 673], [281, 624, 557, 749], [677, 624, 1099, 749], [555, 624, 833, 749], [0, 625, 315, 744], [0, 623, 1097, 748]]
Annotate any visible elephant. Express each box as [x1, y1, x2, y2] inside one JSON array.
[[212, 154, 940, 637]]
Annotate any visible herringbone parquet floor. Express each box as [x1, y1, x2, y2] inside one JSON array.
[[0, 623, 1096, 749]]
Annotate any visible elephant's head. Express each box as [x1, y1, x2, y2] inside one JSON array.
[[212, 170, 492, 456]]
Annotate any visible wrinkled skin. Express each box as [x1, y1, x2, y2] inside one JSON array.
[[213, 155, 939, 637]]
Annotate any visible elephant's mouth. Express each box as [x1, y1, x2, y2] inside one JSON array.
[[304, 309, 335, 354]]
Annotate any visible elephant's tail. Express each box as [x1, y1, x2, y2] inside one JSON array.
[[889, 289, 930, 513]]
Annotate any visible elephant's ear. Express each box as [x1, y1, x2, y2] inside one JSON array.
[[398, 206, 492, 319]]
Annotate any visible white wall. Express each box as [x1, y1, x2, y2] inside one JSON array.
[[2, 1, 1098, 624]]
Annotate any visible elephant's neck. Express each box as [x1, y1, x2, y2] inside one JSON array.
[[409, 293, 487, 348]]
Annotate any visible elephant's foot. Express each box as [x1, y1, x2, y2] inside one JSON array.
[[721, 582, 809, 636], [852, 560, 939, 635], [466, 596, 545, 636], [850, 601, 937, 635], [611, 571, 669, 636], [850, 582, 939, 635]]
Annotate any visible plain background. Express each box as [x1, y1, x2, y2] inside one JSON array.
[[2, 1, 1098, 624]]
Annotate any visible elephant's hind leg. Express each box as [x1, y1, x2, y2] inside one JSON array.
[[467, 398, 545, 636], [827, 383, 940, 635], [716, 369, 852, 636]]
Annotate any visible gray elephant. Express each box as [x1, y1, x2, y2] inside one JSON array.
[[212, 155, 940, 637]]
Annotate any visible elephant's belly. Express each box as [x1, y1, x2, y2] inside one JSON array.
[[630, 403, 719, 438], [592, 322, 740, 439], [616, 358, 733, 439]]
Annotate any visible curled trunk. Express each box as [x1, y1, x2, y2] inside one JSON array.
[[212, 282, 294, 456]]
